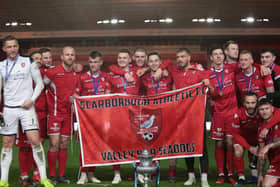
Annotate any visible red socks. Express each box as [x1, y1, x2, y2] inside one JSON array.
[[113, 165, 120, 171], [227, 149, 234, 175], [79, 153, 95, 173], [88, 167, 96, 173], [169, 168, 176, 177], [234, 156, 245, 176], [58, 148, 68, 177], [215, 147, 225, 175], [18, 147, 33, 177], [47, 151, 58, 177]]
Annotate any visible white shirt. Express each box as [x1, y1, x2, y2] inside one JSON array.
[[0, 55, 44, 106]]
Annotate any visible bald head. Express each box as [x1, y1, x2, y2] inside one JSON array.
[[62, 46, 75, 55], [61, 46, 76, 67]]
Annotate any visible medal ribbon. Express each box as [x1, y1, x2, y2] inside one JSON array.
[[243, 66, 254, 93], [90, 71, 101, 95], [213, 67, 224, 94], [5, 55, 19, 82], [120, 76, 127, 94], [271, 63, 275, 71], [151, 74, 160, 94], [120, 67, 130, 94]]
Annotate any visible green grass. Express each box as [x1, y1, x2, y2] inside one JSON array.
[[7, 133, 257, 187]]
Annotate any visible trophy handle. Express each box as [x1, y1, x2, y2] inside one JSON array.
[[155, 161, 160, 187]]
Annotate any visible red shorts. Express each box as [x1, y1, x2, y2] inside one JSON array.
[[48, 114, 72, 137], [211, 112, 233, 140], [15, 111, 48, 147], [266, 161, 280, 178]]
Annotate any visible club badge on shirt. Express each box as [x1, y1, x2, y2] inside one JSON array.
[[21, 62, 25, 68]]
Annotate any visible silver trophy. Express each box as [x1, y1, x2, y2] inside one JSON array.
[[136, 149, 159, 187]]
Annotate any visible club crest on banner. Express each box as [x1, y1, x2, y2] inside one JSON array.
[[129, 109, 162, 145]]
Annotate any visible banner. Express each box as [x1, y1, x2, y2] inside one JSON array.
[[74, 83, 207, 167]]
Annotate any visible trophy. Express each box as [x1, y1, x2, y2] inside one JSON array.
[[134, 149, 160, 187]]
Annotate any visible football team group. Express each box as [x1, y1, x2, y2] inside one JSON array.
[[0, 35, 279, 187]]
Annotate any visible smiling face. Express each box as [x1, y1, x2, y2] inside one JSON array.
[[117, 52, 131, 69], [41, 51, 53, 67], [133, 50, 147, 67], [148, 54, 161, 72]]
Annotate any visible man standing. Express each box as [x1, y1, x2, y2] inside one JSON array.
[[235, 50, 274, 99], [258, 98, 280, 187], [232, 92, 261, 184], [208, 45, 238, 185], [108, 49, 141, 184], [159, 47, 212, 187], [44, 46, 79, 184], [15, 50, 45, 186], [141, 51, 174, 183], [0, 35, 53, 187], [75, 51, 110, 184]]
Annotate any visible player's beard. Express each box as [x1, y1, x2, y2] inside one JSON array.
[[246, 107, 256, 116], [178, 61, 188, 70], [91, 68, 100, 75], [228, 55, 238, 62]]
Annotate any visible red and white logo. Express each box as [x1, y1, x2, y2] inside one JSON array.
[[21, 62, 25, 68], [129, 109, 162, 145]]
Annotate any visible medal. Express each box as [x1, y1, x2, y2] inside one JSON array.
[[151, 74, 160, 94], [243, 66, 254, 93], [90, 71, 101, 95], [5, 55, 19, 82], [271, 63, 275, 71], [120, 76, 127, 94], [213, 67, 224, 97]]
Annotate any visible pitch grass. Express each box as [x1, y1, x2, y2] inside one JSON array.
[[6, 134, 257, 187]]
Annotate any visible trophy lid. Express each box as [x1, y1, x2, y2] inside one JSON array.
[[138, 149, 153, 159]]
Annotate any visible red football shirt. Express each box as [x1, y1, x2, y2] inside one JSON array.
[[232, 107, 261, 149], [141, 72, 172, 95], [35, 66, 48, 112], [45, 64, 79, 115], [258, 121, 280, 163], [271, 63, 280, 81], [235, 66, 274, 98], [167, 63, 206, 89], [208, 64, 238, 113], [109, 66, 140, 95], [77, 71, 111, 96]]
